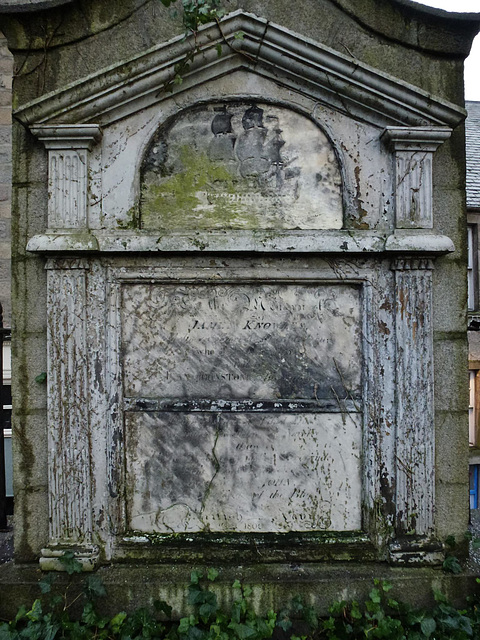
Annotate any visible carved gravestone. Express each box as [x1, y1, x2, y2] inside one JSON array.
[[3, 2, 478, 598]]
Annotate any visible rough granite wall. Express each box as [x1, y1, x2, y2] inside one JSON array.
[[0, 31, 11, 326], [0, 0, 478, 596]]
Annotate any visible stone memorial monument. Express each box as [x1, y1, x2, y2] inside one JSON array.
[[0, 0, 479, 610]]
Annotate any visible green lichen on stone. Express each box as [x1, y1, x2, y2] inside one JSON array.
[[117, 206, 140, 230], [141, 147, 260, 230]]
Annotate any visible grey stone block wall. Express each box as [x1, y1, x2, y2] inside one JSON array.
[[0, 31, 11, 327]]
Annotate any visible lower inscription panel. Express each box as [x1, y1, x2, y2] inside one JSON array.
[[125, 412, 362, 533]]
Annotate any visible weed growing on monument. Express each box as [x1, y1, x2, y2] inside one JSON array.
[[155, 0, 245, 92], [0, 561, 479, 639]]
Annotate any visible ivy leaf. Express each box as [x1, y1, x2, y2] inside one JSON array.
[[49, 595, 63, 608], [42, 622, 60, 640], [303, 606, 318, 630], [276, 616, 292, 632], [154, 600, 173, 618], [351, 601, 362, 620], [82, 601, 100, 626], [433, 590, 448, 603], [188, 583, 207, 606], [179, 617, 192, 634], [26, 599, 42, 622], [187, 626, 206, 640], [207, 568, 219, 582], [199, 601, 217, 621], [234, 31, 245, 40], [322, 617, 335, 631], [58, 551, 83, 575], [39, 574, 56, 594], [445, 535, 456, 549], [369, 588, 382, 604], [109, 611, 127, 633], [229, 623, 258, 639], [35, 372, 47, 384], [0, 624, 12, 640], [442, 555, 462, 574], [420, 617, 436, 637], [459, 615, 473, 635], [84, 575, 107, 599]]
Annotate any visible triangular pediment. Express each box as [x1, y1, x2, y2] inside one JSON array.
[[14, 10, 465, 129]]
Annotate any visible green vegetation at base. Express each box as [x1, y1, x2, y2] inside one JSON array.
[[1, 555, 480, 639]]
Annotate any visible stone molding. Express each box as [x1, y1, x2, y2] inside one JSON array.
[[104, 264, 375, 553], [26, 230, 455, 255], [382, 127, 452, 230], [31, 125, 102, 229], [15, 12, 466, 129]]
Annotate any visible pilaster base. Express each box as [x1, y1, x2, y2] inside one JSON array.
[[39, 545, 100, 572], [388, 539, 444, 566]]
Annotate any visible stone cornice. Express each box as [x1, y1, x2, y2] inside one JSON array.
[[26, 230, 455, 255], [14, 11, 466, 130]]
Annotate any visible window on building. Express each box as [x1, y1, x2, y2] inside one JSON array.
[[470, 369, 478, 447], [470, 465, 479, 510], [2, 337, 12, 506], [468, 224, 478, 311]]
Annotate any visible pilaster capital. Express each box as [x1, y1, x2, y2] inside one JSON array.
[[30, 124, 102, 151], [381, 126, 452, 152], [382, 127, 451, 230]]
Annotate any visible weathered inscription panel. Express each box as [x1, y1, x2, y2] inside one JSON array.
[[125, 412, 362, 533], [122, 281, 363, 533], [122, 283, 362, 402], [140, 102, 343, 230]]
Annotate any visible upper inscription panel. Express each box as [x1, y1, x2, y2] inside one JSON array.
[[140, 103, 343, 230], [122, 282, 362, 403]]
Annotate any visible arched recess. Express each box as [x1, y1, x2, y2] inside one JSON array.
[[138, 100, 345, 231]]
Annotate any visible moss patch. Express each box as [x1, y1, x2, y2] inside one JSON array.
[[140, 147, 261, 230]]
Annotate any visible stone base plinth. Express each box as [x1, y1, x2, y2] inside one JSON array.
[[0, 561, 479, 620]]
